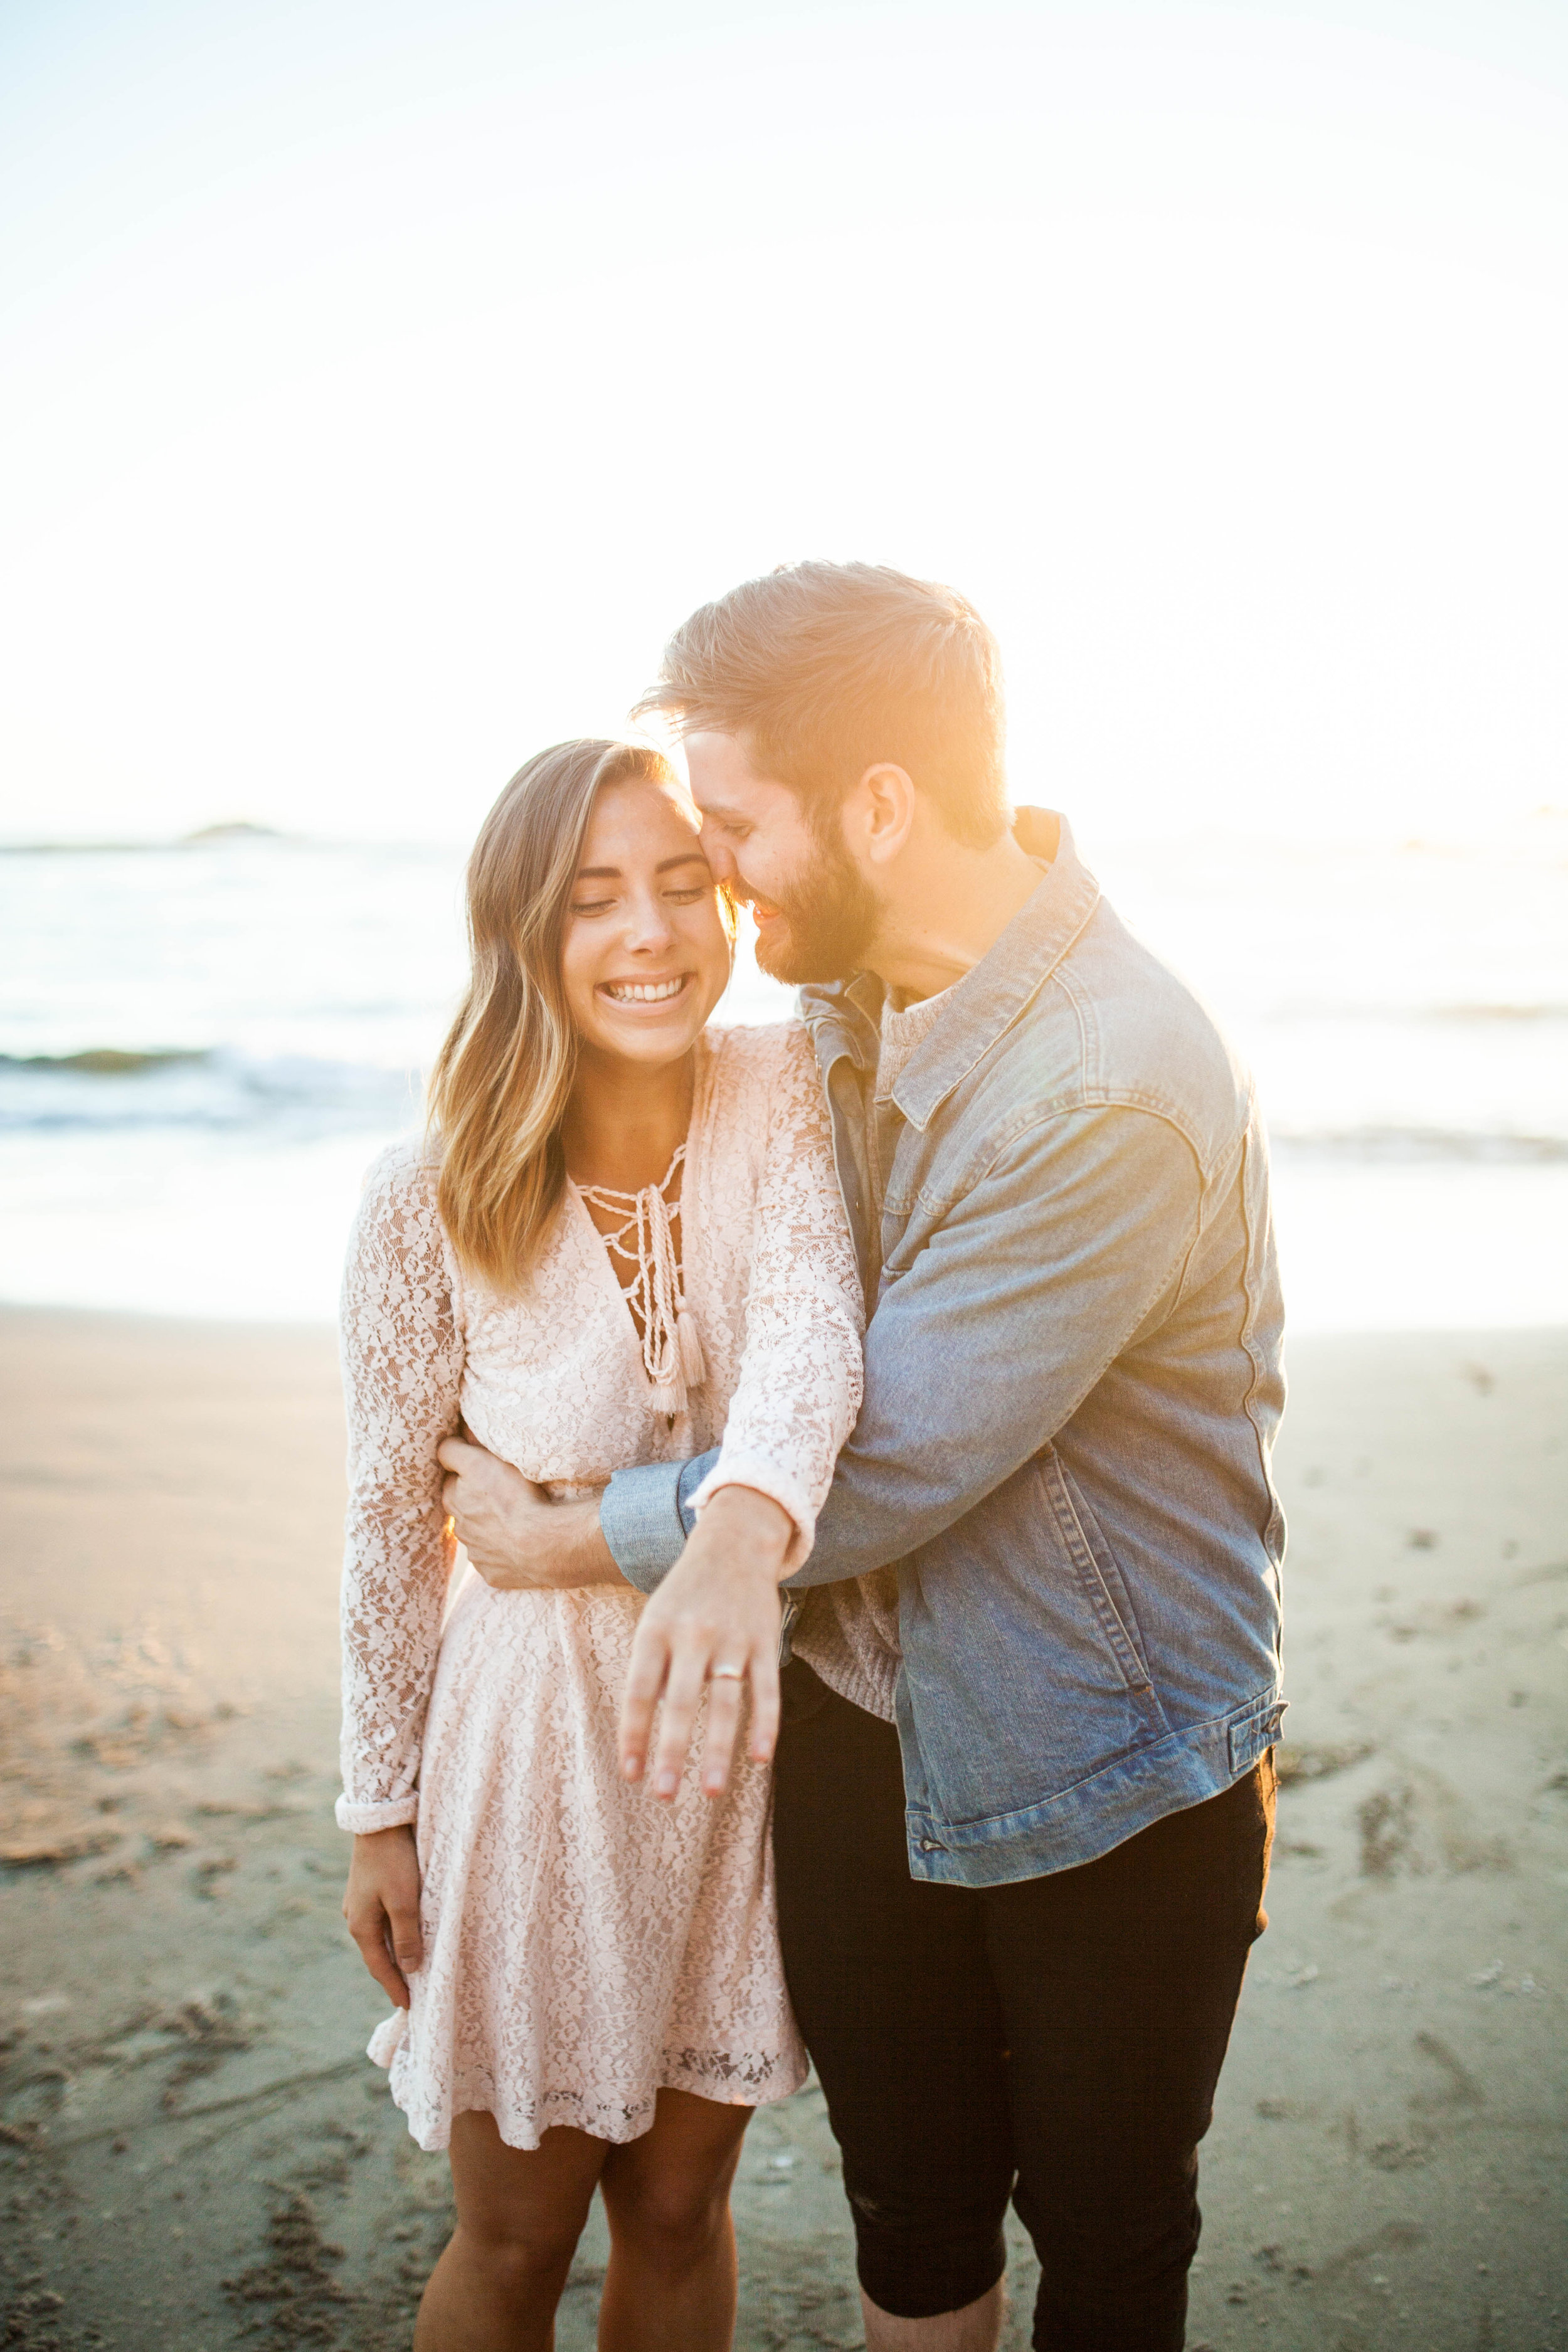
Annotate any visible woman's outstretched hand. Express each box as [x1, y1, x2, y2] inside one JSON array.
[[344, 1825, 423, 2008], [437, 1435, 618, 1590], [618, 1486, 796, 1803]]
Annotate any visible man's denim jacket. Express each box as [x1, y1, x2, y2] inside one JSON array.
[[603, 812, 1286, 1887]]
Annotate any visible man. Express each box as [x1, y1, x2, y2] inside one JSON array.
[[441, 561, 1286, 2351]]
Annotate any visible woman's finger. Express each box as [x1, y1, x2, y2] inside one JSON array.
[[348, 1906, 409, 2008], [745, 1641, 781, 1769], [698, 1673, 746, 1798], [619, 1621, 673, 1783], [648, 1645, 712, 1801], [387, 1897, 424, 1979]]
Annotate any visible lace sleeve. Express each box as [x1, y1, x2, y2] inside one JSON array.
[[691, 1029, 865, 1571], [335, 1143, 465, 1834]]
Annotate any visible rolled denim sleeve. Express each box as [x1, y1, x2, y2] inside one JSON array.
[[785, 1103, 1205, 1588], [601, 1451, 716, 1593]]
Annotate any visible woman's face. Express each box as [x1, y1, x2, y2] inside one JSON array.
[[559, 779, 733, 1067]]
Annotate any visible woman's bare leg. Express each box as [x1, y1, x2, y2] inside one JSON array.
[[595, 2089, 753, 2351], [415, 2110, 608, 2352]]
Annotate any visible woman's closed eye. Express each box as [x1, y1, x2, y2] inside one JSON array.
[[570, 882, 711, 918]]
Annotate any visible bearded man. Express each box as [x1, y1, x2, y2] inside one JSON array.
[[440, 561, 1286, 2352]]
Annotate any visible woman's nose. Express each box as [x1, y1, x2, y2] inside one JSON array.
[[621, 891, 675, 951]]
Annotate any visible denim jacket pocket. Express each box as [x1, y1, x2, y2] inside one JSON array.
[[1038, 1448, 1158, 1697]]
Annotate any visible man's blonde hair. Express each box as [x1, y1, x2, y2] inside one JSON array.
[[634, 561, 1008, 849]]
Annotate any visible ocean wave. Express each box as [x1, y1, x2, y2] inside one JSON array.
[[1426, 1004, 1568, 1024], [3, 1051, 1562, 1165], [0, 1049, 422, 1137], [0, 825, 290, 855], [3, 1048, 210, 1074], [1254, 1000, 1568, 1025], [1270, 1127, 1568, 1165]]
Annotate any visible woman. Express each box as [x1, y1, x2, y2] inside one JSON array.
[[337, 739, 864, 2351]]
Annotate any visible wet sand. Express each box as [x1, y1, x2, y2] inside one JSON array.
[[1, 1306, 1564, 2351]]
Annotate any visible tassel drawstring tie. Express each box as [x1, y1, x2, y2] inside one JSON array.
[[579, 1145, 706, 1417]]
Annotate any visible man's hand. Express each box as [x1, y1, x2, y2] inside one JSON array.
[[437, 1435, 618, 1590], [618, 1486, 796, 1803], [343, 1825, 423, 2008]]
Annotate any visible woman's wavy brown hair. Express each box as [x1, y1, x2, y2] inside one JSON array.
[[428, 737, 684, 1290]]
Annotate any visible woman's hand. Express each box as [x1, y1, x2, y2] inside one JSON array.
[[343, 1825, 423, 2008], [437, 1436, 619, 1590], [618, 1485, 796, 1803]]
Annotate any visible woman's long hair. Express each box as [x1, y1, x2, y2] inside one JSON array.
[[428, 738, 682, 1290]]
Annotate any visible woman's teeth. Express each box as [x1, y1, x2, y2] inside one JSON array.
[[602, 976, 687, 1004]]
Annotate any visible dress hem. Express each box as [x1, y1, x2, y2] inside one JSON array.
[[381, 2053, 811, 2154]]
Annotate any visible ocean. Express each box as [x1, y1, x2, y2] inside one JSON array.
[[3, 819, 1565, 1331]]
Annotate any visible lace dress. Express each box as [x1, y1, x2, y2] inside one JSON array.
[[337, 1022, 864, 2152]]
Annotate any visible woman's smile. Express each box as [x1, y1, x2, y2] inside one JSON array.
[[597, 972, 693, 1007]]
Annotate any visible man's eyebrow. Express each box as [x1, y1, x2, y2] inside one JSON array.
[[574, 851, 712, 879]]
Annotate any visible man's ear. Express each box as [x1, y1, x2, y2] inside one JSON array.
[[844, 763, 917, 869]]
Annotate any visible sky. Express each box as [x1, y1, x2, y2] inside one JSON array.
[[1, 0, 1565, 849]]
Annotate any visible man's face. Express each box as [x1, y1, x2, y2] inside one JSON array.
[[684, 731, 879, 985]]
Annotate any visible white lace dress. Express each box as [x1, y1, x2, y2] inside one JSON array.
[[336, 1022, 864, 2153]]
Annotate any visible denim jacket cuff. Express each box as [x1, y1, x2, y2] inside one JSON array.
[[601, 1452, 714, 1594]]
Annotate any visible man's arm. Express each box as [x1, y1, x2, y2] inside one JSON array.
[[605, 1103, 1205, 1594], [438, 1438, 620, 1588], [599, 1451, 716, 1591], [615, 1104, 1208, 1793]]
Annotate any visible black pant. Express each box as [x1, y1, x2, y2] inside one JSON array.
[[772, 1662, 1274, 2352]]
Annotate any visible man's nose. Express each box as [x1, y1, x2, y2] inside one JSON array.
[[699, 822, 738, 884]]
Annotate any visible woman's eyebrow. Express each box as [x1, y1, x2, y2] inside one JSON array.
[[574, 851, 711, 879]]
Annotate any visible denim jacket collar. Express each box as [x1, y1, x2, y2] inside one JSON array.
[[798, 809, 1101, 1132]]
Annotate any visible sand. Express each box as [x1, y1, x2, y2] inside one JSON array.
[[1, 1305, 1564, 2352]]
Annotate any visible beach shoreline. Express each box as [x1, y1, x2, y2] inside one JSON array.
[[1, 1306, 1564, 2351]]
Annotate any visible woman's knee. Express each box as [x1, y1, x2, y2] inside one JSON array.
[[453, 2210, 586, 2289], [602, 2167, 733, 2260], [445, 2112, 601, 2284]]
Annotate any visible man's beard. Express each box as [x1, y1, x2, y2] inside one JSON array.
[[750, 825, 880, 986]]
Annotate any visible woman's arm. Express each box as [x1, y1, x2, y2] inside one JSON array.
[[691, 1027, 866, 1558], [337, 1146, 464, 1835], [622, 1028, 866, 1799], [337, 1148, 465, 2002], [342, 1823, 424, 2008]]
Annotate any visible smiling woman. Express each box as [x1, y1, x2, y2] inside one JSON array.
[[560, 800, 734, 1082], [428, 738, 732, 1290], [334, 731, 865, 2349]]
